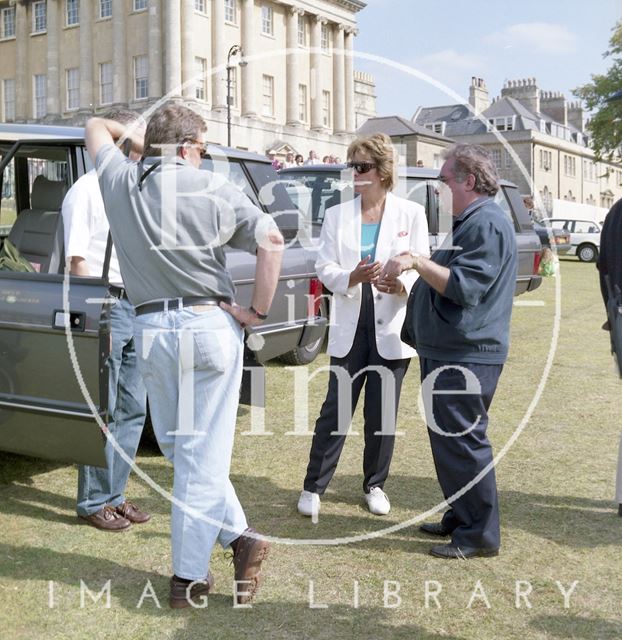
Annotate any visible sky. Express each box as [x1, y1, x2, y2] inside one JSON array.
[[353, 0, 622, 119]]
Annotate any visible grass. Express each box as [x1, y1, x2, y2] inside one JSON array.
[[2, 258, 622, 639]]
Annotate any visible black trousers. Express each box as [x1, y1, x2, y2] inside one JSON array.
[[304, 285, 410, 495], [420, 357, 502, 550]]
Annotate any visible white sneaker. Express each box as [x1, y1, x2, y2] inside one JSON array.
[[297, 490, 321, 517], [365, 487, 390, 515]]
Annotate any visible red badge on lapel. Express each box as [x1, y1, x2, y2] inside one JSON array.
[[398, 231, 409, 237]]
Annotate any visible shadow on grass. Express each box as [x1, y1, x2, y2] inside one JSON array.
[[530, 614, 622, 639], [2, 451, 620, 551], [0, 451, 63, 485], [0, 542, 465, 639]]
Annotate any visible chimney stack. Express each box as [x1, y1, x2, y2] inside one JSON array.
[[540, 91, 568, 126], [501, 77, 540, 114], [468, 77, 489, 115]]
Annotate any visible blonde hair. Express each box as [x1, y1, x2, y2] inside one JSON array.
[[347, 133, 397, 191]]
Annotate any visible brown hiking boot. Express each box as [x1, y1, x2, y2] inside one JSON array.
[[169, 572, 214, 609], [231, 528, 270, 604]]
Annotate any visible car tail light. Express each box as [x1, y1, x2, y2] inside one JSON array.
[[533, 251, 542, 275], [308, 278, 322, 317]]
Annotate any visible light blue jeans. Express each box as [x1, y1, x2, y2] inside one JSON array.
[[133, 304, 248, 581], [77, 296, 147, 516]]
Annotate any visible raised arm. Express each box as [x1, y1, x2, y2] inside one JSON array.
[[85, 117, 144, 165]]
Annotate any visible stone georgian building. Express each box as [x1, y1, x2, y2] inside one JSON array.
[[0, 0, 373, 158], [413, 77, 622, 216]]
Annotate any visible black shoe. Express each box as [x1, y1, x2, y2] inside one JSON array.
[[430, 543, 499, 559], [419, 521, 451, 537]]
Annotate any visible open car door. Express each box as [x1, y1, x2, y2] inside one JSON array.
[[0, 139, 109, 466]]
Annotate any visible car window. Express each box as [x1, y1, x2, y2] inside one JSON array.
[[401, 176, 428, 210], [0, 144, 71, 273], [200, 156, 260, 207], [0, 155, 16, 238], [493, 188, 517, 228], [574, 220, 597, 233], [279, 171, 353, 224]]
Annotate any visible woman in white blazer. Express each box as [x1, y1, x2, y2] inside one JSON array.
[[298, 133, 430, 517]]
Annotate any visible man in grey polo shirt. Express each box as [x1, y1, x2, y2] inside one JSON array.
[[85, 103, 283, 608]]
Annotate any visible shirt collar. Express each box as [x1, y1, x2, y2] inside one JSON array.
[[453, 196, 491, 227]]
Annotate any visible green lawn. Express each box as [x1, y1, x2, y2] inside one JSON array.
[[1, 258, 621, 640]]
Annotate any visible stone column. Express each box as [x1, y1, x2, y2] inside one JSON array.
[[78, 0, 94, 113], [240, 0, 256, 117], [332, 24, 346, 134], [310, 15, 323, 130], [344, 28, 356, 134], [148, 0, 163, 99], [46, 0, 61, 118], [164, 0, 182, 96], [14, 1, 28, 120], [286, 7, 301, 126], [181, 0, 195, 99], [112, 0, 128, 104], [211, 0, 226, 110]]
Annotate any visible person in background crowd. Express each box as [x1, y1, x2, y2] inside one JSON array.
[[305, 150, 320, 165], [416, 159, 424, 167], [386, 143, 517, 559], [267, 149, 282, 171], [282, 152, 296, 169], [322, 155, 330, 164], [62, 108, 149, 532], [294, 153, 305, 166], [297, 132, 430, 518]]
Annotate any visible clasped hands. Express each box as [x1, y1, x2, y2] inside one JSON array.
[[349, 254, 410, 295]]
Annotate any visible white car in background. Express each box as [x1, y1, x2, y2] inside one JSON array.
[[541, 218, 601, 262]]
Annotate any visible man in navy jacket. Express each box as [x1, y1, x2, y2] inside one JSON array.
[[383, 143, 517, 558]]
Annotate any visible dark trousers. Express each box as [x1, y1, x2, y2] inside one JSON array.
[[420, 357, 502, 550], [304, 285, 409, 495]]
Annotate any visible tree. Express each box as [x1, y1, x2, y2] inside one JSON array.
[[574, 20, 622, 162]]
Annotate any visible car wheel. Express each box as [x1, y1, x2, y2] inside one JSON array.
[[280, 301, 327, 366], [577, 243, 598, 263]]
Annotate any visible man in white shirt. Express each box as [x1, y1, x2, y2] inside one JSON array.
[[62, 109, 150, 531]]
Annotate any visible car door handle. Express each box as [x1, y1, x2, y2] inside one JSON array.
[[52, 310, 86, 332]]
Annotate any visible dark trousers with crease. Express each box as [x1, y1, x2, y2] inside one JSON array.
[[304, 284, 409, 496], [420, 357, 502, 550]]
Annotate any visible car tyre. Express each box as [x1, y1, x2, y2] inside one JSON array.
[[577, 243, 598, 263]]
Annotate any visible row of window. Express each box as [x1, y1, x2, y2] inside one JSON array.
[[1, 1, 332, 51], [1, 64, 334, 127], [1, 57, 148, 120]]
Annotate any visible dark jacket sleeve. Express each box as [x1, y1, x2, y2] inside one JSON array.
[[443, 216, 515, 308]]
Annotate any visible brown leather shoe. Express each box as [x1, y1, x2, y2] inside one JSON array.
[[169, 572, 214, 609], [231, 527, 270, 604], [115, 500, 151, 524], [79, 506, 131, 531]]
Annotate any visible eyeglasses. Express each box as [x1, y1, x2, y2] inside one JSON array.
[[438, 174, 451, 183], [185, 139, 209, 159], [346, 161, 377, 174]]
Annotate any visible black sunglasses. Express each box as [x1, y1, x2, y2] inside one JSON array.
[[346, 161, 377, 174]]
